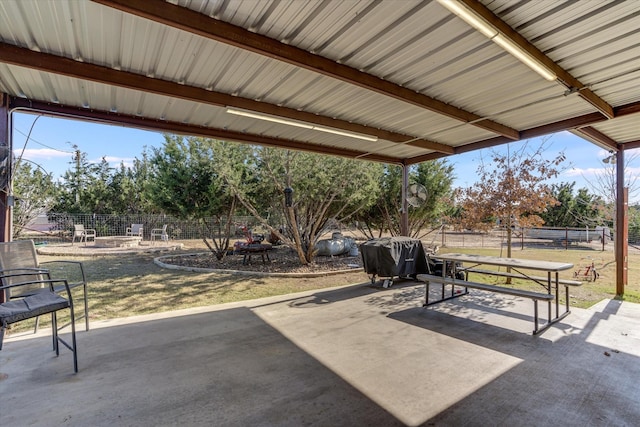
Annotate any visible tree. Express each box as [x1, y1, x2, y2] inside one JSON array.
[[457, 141, 565, 258], [81, 157, 113, 213], [355, 160, 455, 239], [539, 182, 604, 227], [52, 145, 109, 213], [147, 135, 243, 259], [221, 148, 382, 265], [107, 151, 155, 214], [11, 161, 57, 238], [583, 151, 639, 240], [586, 151, 639, 206]]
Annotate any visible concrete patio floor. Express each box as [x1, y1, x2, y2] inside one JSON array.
[[1, 280, 639, 426]]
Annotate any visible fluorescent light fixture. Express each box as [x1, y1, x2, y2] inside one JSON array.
[[437, 0, 497, 38], [226, 107, 313, 129], [493, 35, 556, 81], [226, 107, 378, 142], [436, 0, 556, 81]]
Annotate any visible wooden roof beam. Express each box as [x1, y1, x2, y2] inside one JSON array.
[[404, 111, 610, 165], [92, 0, 520, 141], [10, 98, 400, 164], [459, 0, 614, 119], [575, 127, 619, 151], [0, 42, 452, 154], [622, 140, 640, 150]]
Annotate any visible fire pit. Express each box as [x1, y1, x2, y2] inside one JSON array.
[[94, 236, 142, 248]]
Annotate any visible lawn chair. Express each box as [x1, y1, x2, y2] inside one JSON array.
[[73, 224, 96, 245], [150, 224, 168, 244], [0, 240, 89, 332], [0, 269, 78, 372], [126, 224, 144, 238]]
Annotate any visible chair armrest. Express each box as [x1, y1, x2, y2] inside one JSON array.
[[0, 278, 72, 296], [0, 269, 52, 285], [40, 260, 87, 285], [0, 267, 50, 276]]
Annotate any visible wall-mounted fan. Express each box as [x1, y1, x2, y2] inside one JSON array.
[[407, 182, 428, 208]]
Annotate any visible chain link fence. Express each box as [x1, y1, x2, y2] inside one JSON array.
[[429, 226, 614, 251], [20, 213, 260, 245], [20, 214, 618, 252]]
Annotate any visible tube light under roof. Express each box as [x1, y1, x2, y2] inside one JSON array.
[[226, 107, 378, 142], [436, 0, 557, 81]]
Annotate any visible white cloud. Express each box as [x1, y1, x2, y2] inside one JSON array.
[[89, 156, 135, 169], [14, 148, 70, 160], [564, 166, 606, 177]]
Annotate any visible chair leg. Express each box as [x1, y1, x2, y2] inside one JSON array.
[[52, 312, 59, 354], [0, 323, 5, 350], [53, 307, 78, 373], [83, 284, 89, 331], [70, 308, 78, 373]]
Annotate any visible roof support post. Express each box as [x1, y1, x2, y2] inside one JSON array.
[[0, 93, 10, 244], [0, 93, 8, 304], [401, 164, 409, 237], [615, 149, 628, 296]]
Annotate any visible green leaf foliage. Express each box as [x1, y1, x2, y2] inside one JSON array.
[[355, 160, 455, 238], [11, 161, 57, 238], [147, 135, 228, 219], [539, 182, 604, 227]]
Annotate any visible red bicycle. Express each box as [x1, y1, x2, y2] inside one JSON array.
[[574, 258, 600, 282]]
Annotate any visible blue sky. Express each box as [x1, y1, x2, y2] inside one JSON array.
[[11, 111, 638, 200]]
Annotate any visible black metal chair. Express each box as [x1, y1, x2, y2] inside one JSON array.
[[0, 270, 78, 373], [0, 240, 89, 331]]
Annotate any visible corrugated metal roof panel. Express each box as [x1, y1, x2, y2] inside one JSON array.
[[490, 0, 640, 109], [1, 0, 640, 163], [591, 115, 640, 144], [497, 95, 596, 130]]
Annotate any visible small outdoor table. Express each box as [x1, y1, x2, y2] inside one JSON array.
[[235, 243, 273, 265]]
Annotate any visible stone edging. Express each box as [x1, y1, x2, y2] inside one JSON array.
[[154, 252, 364, 278]]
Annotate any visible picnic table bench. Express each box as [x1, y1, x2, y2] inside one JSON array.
[[462, 268, 582, 287], [417, 273, 554, 335]]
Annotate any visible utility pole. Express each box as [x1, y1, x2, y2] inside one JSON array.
[[74, 148, 81, 205]]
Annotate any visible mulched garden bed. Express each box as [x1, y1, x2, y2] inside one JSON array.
[[161, 245, 363, 274]]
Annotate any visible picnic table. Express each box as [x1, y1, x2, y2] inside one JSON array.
[[417, 253, 578, 335]]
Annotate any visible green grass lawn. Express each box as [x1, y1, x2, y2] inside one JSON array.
[[7, 243, 637, 334]]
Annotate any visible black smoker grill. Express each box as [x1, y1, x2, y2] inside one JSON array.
[[360, 237, 431, 287]]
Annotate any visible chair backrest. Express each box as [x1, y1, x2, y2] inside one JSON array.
[[131, 224, 143, 234], [74, 224, 85, 236], [0, 240, 44, 299]]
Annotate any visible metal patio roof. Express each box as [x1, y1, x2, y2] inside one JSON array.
[[1, 0, 639, 165]]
